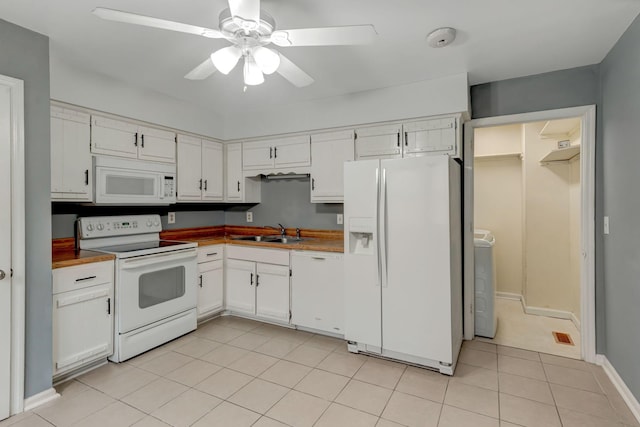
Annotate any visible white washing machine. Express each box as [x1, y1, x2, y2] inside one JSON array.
[[474, 229, 497, 338]]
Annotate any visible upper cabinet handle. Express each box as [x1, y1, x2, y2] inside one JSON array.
[[270, 147, 273, 159], [204, 180, 208, 191], [134, 132, 138, 147], [405, 132, 408, 146], [274, 147, 277, 158], [396, 132, 400, 147], [141, 134, 145, 148], [84, 169, 89, 185]]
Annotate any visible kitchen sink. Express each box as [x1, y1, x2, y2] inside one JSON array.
[[231, 235, 304, 244]]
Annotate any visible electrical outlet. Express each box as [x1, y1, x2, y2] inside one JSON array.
[[246, 211, 253, 223], [168, 212, 176, 224], [337, 214, 343, 225]]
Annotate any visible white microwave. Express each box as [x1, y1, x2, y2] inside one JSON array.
[[94, 156, 176, 205]]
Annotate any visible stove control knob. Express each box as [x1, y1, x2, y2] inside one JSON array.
[[146, 220, 153, 227], [154, 220, 160, 227], [86, 224, 94, 231], [96, 223, 104, 231]]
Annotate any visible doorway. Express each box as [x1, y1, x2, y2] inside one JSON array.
[[0, 74, 26, 419], [463, 106, 596, 363]]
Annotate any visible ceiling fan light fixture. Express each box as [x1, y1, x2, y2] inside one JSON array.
[[211, 46, 242, 74], [243, 55, 265, 85], [253, 46, 280, 75]]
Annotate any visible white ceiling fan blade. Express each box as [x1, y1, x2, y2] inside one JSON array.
[[271, 25, 377, 47], [184, 58, 217, 80], [276, 53, 314, 87], [228, 0, 260, 23], [93, 7, 224, 39]]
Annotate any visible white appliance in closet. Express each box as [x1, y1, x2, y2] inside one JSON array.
[[343, 155, 463, 375]]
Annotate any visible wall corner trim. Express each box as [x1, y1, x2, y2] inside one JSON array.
[[23, 388, 59, 412], [597, 354, 640, 424]]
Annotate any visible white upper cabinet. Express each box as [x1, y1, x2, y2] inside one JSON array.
[[91, 115, 176, 163], [177, 135, 223, 202], [310, 130, 355, 203], [225, 143, 261, 203], [403, 116, 458, 157], [355, 124, 403, 160], [243, 135, 310, 172], [51, 106, 92, 201]]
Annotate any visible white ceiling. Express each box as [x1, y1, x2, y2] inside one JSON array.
[[1, 0, 639, 115]]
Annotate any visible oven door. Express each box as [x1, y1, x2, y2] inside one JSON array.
[[95, 166, 176, 205], [117, 248, 197, 333]]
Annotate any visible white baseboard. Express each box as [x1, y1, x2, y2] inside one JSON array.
[[496, 292, 523, 301], [597, 355, 640, 424], [570, 312, 581, 330], [23, 388, 60, 412]]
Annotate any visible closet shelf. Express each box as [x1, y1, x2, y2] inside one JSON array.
[[474, 152, 522, 161], [540, 146, 580, 163]]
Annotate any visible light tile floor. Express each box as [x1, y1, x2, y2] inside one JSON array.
[[477, 298, 582, 359], [3, 316, 638, 427]]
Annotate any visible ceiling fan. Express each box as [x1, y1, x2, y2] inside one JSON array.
[[93, 0, 377, 88]]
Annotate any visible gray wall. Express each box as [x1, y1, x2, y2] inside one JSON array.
[[225, 179, 343, 230], [471, 65, 600, 119], [600, 14, 640, 400], [0, 20, 52, 398], [469, 65, 606, 356]]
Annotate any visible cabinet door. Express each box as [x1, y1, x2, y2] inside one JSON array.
[[255, 263, 290, 323], [243, 140, 274, 170], [355, 124, 402, 160], [403, 117, 457, 157], [291, 252, 344, 334], [226, 144, 244, 202], [91, 116, 139, 159], [225, 259, 256, 315], [138, 126, 176, 163], [52, 283, 113, 376], [50, 113, 65, 195], [177, 135, 203, 201], [51, 107, 91, 201], [202, 139, 224, 201], [310, 131, 354, 203], [274, 135, 311, 168], [198, 260, 223, 318]]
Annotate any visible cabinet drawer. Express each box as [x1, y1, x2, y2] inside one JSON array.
[[53, 261, 114, 294], [198, 259, 223, 273], [226, 245, 289, 265], [198, 245, 224, 263]]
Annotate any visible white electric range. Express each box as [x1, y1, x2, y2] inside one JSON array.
[[78, 214, 198, 362]]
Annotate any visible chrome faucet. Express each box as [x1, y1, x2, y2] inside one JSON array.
[[296, 228, 301, 240], [278, 223, 286, 237]]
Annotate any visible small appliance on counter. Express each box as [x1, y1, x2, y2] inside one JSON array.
[[78, 214, 197, 362]]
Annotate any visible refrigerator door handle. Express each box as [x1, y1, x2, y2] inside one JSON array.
[[376, 167, 382, 287], [380, 168, 388, 288]]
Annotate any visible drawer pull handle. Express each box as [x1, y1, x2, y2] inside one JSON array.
[[312, 257, 326, 261], [207, 252, 218, 257], [75, 276, 96, 282]]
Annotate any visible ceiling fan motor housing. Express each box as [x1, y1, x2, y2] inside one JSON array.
[[219, 8, 275, 37]]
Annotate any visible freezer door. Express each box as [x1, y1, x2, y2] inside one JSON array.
[[343, 159, 382, 350], [380, 155, 454, 363]]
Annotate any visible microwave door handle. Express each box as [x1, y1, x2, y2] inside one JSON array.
[[159, 175, 164, 199]]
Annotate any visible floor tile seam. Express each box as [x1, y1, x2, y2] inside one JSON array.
[[602, 392, 637, 425], [31, 413, 56, 427], [215, 400, 265, 425], [495, 350, 542, 363], [442, 404, 501, 424], [495, 366, 549, 383], [67, 398, 143, 427], [549, 388, 620, 423], [55, 380, 117, 408], [250, 416, 294, 427], [542, 375, 606, 395], [448, 376, 497, 393], [360, 381, 395, 419], [226, 377, 290, 415], [463, 345, 498, 356]]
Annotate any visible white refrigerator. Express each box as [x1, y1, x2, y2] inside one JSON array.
[[343, 155, 463, 375]]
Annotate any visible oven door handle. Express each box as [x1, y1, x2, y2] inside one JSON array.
[[120, 248, 197, 269]]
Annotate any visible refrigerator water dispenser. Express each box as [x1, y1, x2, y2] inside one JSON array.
[[348, 217, 375, 255]]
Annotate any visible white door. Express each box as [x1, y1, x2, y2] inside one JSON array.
[[225, 259, 256, 315], [273, 136, 311, 168], [355, 124, 402, 160], [310, 131, 354, 202], [138, 126, 176, 163], [202, 140, 224, 201], [343, 159, 382, 350], [177, 135, 203, 201], [242, 140, 273, 170], [226, 144, 243, 202], [91, 116, 139, 158], [197, 260, 224, 318], [380, 156, 453, 363], [0, 83, 13, 420], [255, 263, 290, 322]]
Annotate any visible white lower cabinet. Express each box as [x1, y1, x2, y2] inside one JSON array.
[[197, 246, 224, 320], [52, 261, 114, 378], [225, 246, 290, 323], [291, 251, 344, 335]]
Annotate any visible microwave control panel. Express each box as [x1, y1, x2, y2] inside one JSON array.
[[164, 176, 175, 198], [78, 214, 162, 239]]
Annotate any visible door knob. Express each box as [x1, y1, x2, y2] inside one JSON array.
[[0, 270, 5, 280]]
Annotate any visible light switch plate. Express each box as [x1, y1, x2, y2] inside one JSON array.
[[604, 216, 609, 235], [168, 212, 176, 224], [337, 214, 343, 225], [246, 211, 253, 223]]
